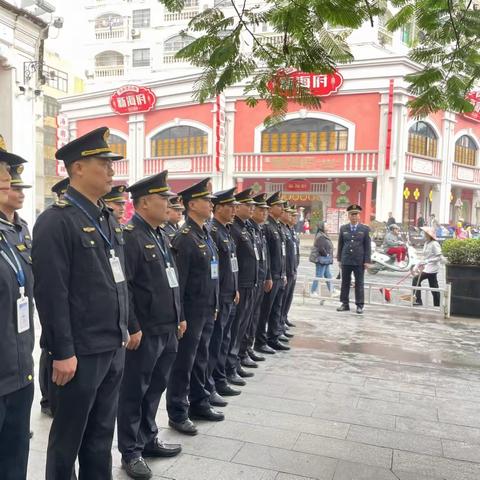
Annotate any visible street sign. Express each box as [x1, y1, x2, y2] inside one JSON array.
[[464, 91, 480, 122], [110, 85, 157, 115]]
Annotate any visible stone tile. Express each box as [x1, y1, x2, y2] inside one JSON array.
[[333, 461, 398, 480], [347, 425, 443, 456], [328, 383, 401, 403], [394, 471, 446, 480], [164, 454, 277, 480], [393, 450, 480, 480], [312, 404, 395, 430], [442, 439, 480, 463], [232, 392, 316, 416], [207, 420, 300, 450], [293, 432, 392, 469], [275, 474, 315, 480], [364, 378, 436, 396], [437, 406, 480, 429], [357, 397, 438, 421], [232, 443, 337, 480]]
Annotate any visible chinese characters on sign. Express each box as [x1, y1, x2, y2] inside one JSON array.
[[56, 113, 69, 176], [464, 91, 480, 122], [110, 85, 157, 115], [215, 94, 226, 172]]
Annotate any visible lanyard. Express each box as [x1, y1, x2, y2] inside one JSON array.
[[134, 214, 172, 266], [65, 194, 115, 252], [0, 236, 26, 288], [205, 234, 217, 262]]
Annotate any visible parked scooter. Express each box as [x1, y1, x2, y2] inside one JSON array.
[[368, 241, 418, 274]]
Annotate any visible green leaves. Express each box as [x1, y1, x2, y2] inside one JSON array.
[[443, 239, 480, 266]]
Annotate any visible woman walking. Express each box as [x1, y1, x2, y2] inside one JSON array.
[[310, 222, 334, 297]]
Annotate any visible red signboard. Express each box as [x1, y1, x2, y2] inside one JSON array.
[[110, 85, 157, 115], [267, 69, 343, 97], [284, 179, 309, 192], [215, 94, 226, 172], [56, 113, 69, 177], [464, 91, 480, 122]]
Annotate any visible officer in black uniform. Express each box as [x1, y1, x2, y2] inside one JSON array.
[[0, 139, 34, 479], [255, 191, 290, 353], [225, 188, 259, 384], [166, 178, 223, 436], [32, 127, 129, 480], [117, 171, 182, 479], [239, 192, 271, 366], [206, 188, 240, 405], [337, 204, 372, 315], [103, 184, 127, 224], [51, 177, 69, 200], [162, 196, 185, 241]]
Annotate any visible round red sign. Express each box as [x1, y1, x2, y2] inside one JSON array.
[[110, 85, 157, 115]]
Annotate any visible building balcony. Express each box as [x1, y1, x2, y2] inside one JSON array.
[[163, 54, 186, 64], [114, 159, 129, 178], [452, 162, 480, 185], [144, 155, 213, 176], [234, 151, 379, 177], [95, 25, 129, 40], [163, 8, 199, 23], [94, 65, 125, 78], [257, 33, 284, 47], [405, 153, 442, 180]]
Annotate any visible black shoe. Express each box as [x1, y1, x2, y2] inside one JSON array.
[[284, 331, 294, 338], [41, 405, 53, 417], [241, 356, 258, 368], [278, 335, 290, 343], [122, 457, 152, 479], [209, 391, 228, 407], [189, 406, 225, 422], [227, 372, 246, 386], [237, 365, 254, 378], [285, 320, 296, 327], [413, 300, 423, 306], [337, 304, 350, 312], [356, 306, 364, 315], [217, 384, 241, 396], [248, 348, 265, 362], [168, 418, 198, 436], [268, 340, 291, 351], [254, 344, 276, 355], [143, 438, 182, 458]]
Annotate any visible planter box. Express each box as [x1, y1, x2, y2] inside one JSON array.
[[446, 264, 480, 317]]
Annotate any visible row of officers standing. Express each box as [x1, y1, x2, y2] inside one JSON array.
[[0, 127, 300, 480]]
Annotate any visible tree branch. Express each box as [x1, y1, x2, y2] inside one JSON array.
[[447, 0, 461, 50], [364, 0, 374, 27]]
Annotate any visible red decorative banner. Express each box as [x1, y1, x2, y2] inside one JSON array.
[[284, 179, 309, 192], [464, 91, 480, 122], [267, 69, 343, 97], [56, 113, 69, 176], [215, 94, 226, 172], [110, 85, 157, 115]]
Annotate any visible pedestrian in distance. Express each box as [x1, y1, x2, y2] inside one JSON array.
[[310, 221, 334, 297]]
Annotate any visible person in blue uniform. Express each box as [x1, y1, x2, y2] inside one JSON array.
[[162, 196, 185, 241], [51, 177, 69, 200], [117, 171, 182, 479], [225, 188, 259, 384], [32, 127, 129, 480], [166, 178, 222, 436], [255, 192, 289, 353], [337, 204, 372, 315], [0, 139, 34, 480], [206, 188, 241, 405], [103, 184, 127, 224]]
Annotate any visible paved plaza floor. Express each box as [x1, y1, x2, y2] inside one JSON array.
[[27, 293, 480, 480]]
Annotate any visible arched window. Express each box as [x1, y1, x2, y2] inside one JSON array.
[[455, 135, 477, 166], [109, 134, 127, 158], [261, 118, 348, 153], [95, 13, 124, 29], [164, 35, 195, 54], [151, 126, 208, 157], [95, 51, 124, 67], [408, 121, 438, 158]]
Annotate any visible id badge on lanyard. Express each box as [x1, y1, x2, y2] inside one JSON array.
[[211, 259, 219, 279], [109, 249, 125, 283], [166, 263, 179, 288], [231, 254, 239, 272], [17, 287, 30, 333], [253, 245, 260, 261], [281, 241, 286, 257]]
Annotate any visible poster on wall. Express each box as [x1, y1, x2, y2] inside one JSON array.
[[325, 207, 348, 234]]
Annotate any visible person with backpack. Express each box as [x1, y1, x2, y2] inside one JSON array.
[[309, 222, 334, 297]]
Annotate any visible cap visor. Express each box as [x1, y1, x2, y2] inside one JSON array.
[[96, 152, 124, 161], [12, 184, 32, 189], [0, 151, 27, 166], [159, 189, 177, 197]]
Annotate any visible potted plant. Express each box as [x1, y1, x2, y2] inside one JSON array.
[[442, 238, 480, 317]]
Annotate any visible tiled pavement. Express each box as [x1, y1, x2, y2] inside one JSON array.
[[28, 295, 480, 480]]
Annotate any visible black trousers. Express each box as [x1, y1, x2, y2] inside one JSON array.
[[340, 265, 365, 307], [226, 287, 256, 375], [39, 348, 55, 412], [280, 274, 297, 331], [167, 305, 215, 422], [118, 331, 178, 462], [206, 300, 234, 393], [0, 383, 34, 480], [241, 281, 265, 357], [412, 272, 440, 306], [256, 278, 285, 345], [46, 348, 125, 480]]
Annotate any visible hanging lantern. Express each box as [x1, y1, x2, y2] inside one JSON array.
[[403, 187, 411, 200], [413, 188, 420, 201]]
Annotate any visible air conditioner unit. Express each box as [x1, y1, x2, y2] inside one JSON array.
[[131, 28, 141, 39]]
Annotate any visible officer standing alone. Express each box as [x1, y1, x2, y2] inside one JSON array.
[[337, 204, 371, 314]]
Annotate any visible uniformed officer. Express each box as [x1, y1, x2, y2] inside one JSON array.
[[239, 192, 271, 366], [206, 188, 241, 404], [0, 139, 34, 479], [32, 127, 129, 480], [225, 187, 259, 384], [255, 191, 290, 353], [118, 171, 182, 479], [166, 178, 222, 436], [337, 204, 372, 314], [103, 184, 127, 224], [51, 177, 69, 200], [162, 196, 185, 241]]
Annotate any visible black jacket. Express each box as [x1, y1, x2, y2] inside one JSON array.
[[337, 223, 372, 266], [282, 223, 297, 277], [247, 219, 269, 282], [162, 221, 179, 241], [123, 214, 181, 335], [263, 216, 286, 281], [313, 231, 333, 257], [32, 187, 129, 360], [0, 216, 34, 396], [230, 216, 258, 288], [210, 218, 238, 302]]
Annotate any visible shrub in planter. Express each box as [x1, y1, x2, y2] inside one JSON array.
[[442, 239, 480, 317]]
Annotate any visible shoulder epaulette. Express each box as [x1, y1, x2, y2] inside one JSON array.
[[181, 225, 191, 234], [124, 224, 135, 232], [211, 225, 218, 232], [53, 200, 71, 208]]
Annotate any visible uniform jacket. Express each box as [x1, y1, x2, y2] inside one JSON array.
[[281, 223, 297, 277], [291, 226, 301, 268], [337, 223, 372, 266], [162, 221, 179, 242], [32, 187, 129, 361], [0, 216, 34, 397], [210, 218, 238, 302], [123, 213, 181, 335], [247, 219, 270, 282], [263, 215, 286, 281], [230, 216, 258, 288], [171, 216, 219, 317]]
